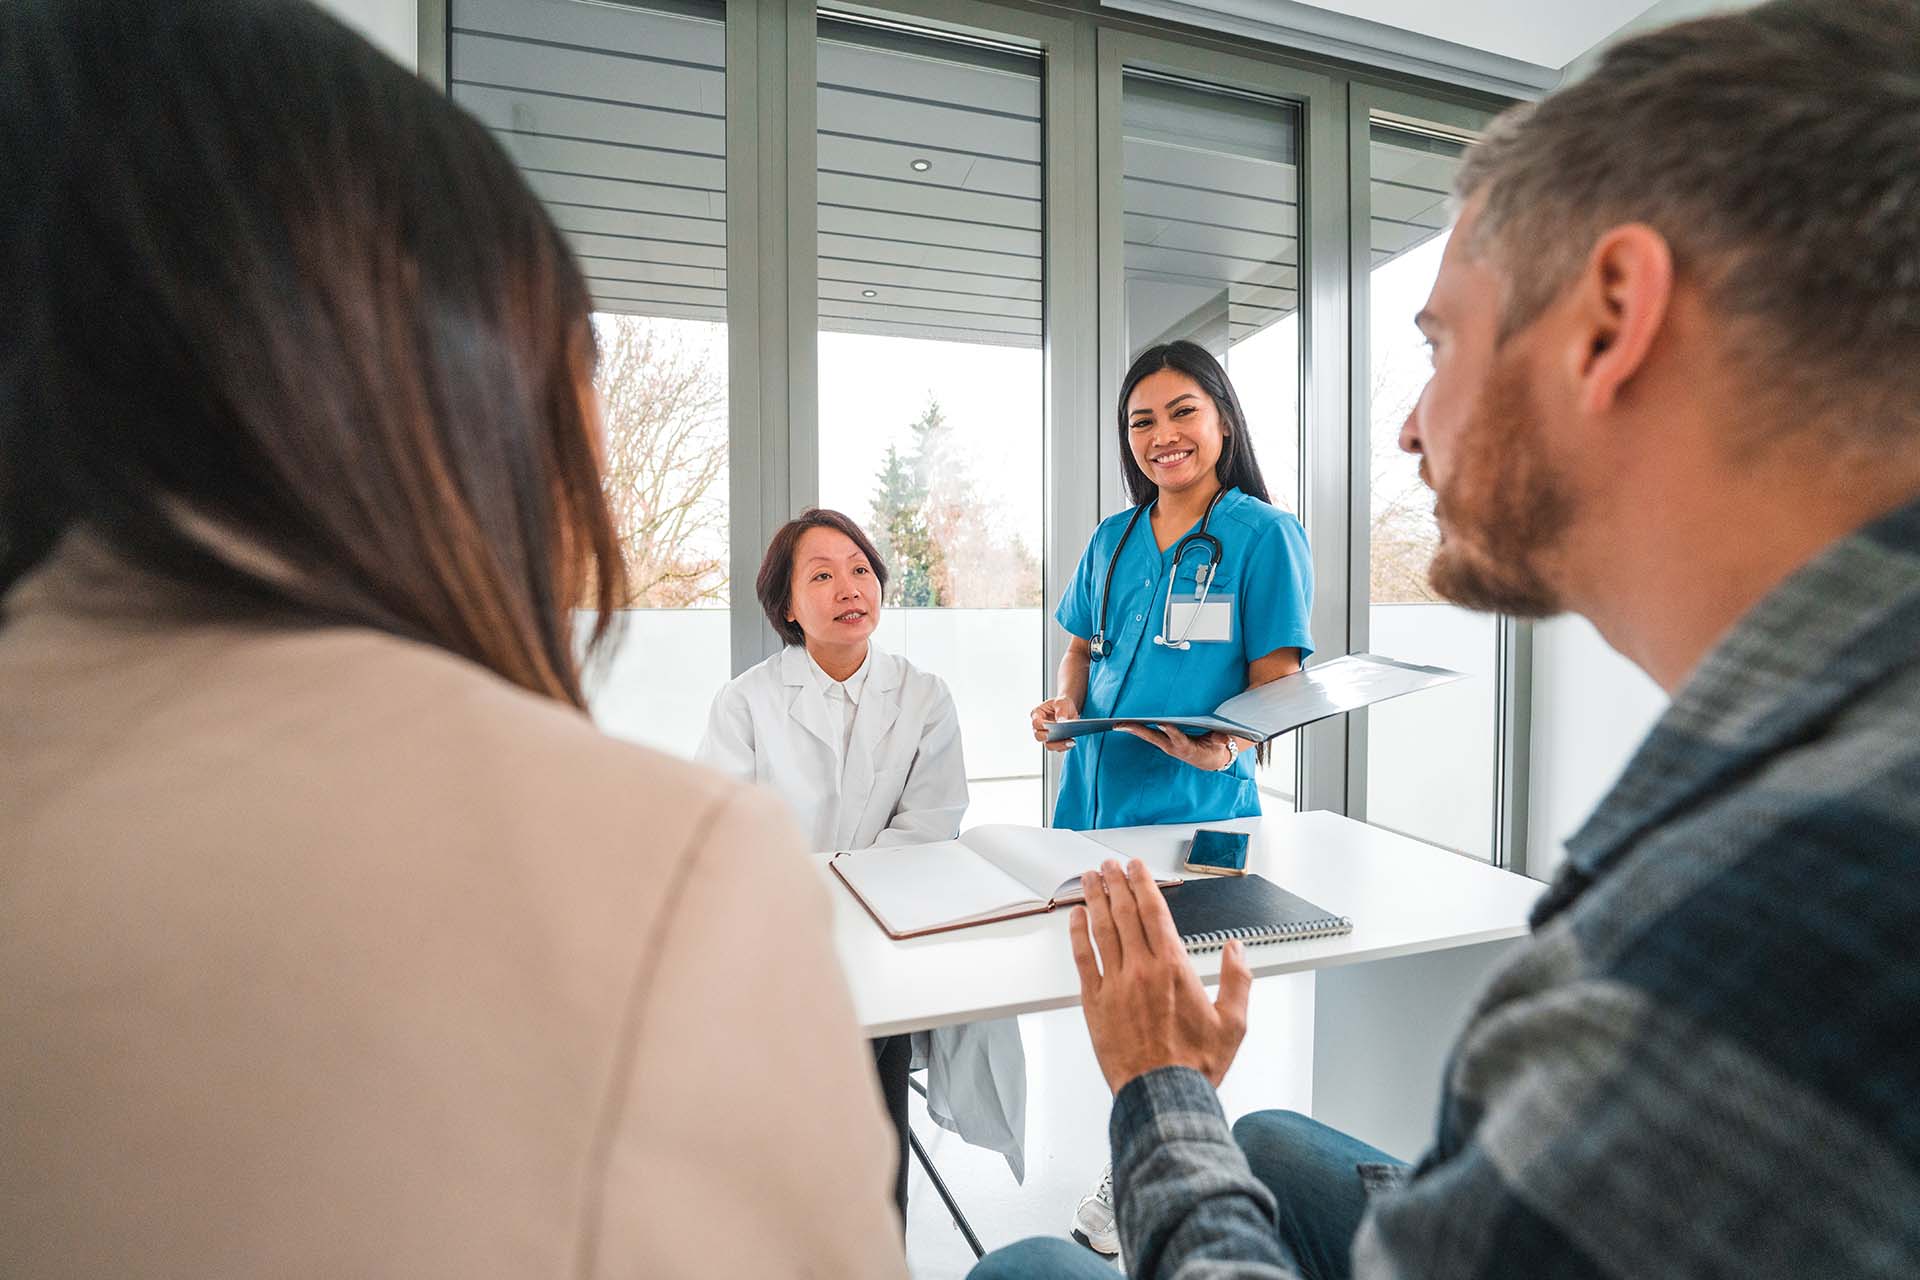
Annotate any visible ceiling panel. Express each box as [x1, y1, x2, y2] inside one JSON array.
[[451, 0, 726, 321], [454, 85, 725, 170], [453, 0, 1462, 339], [456, 0, 722, 63]]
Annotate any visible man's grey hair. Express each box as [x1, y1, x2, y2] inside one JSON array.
[[1457, 0, 1920, 427]]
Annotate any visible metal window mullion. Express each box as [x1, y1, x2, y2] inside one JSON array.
[[784, 1, 819, 520], [727, 0, 818, 675], [1294, 72, 1352, 817], [417, 0, 448, 85], [1494, 616, 1533, 874], [1093, 35, 1129, 521], [726, 0, 769, 674], [1041, 19, 1100, 823], [1343, 78, 1373, 823]]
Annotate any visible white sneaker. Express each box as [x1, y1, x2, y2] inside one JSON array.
[[1071, 1163, 1119, 1256]]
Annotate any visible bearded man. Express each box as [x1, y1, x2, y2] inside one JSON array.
[[975, 0, 1920, 1276]]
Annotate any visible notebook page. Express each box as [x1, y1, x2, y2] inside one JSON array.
[[962, 824, 1121, 902], [834, 841, 1040, 935]]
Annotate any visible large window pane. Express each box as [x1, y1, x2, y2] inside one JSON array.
[[816, 20, 1046, 827], [1121, 72, 1303, 809], [452, 0, 730, 754], [1362, 123, 1498, 858]]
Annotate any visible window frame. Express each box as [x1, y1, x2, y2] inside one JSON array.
[[420, 0, 1532, 852], [1347, 82, 1529, 871], [1097, 29, 1342, 813]]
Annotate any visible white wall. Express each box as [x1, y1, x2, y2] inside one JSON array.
[[1367, 605, 1500, 859], [1559, 0, 1758, 82], [313, 0, 418, 70], [1525, 616, 1666, 880]]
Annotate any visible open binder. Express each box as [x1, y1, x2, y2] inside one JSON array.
[[1044, 652, 1463, 744]]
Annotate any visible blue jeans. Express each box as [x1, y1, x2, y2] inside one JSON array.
[[969, 1110, 1404, 1280]]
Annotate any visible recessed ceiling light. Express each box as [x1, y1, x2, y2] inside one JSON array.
[[909, 158, 932, 172], [862, 289, 878, 298]]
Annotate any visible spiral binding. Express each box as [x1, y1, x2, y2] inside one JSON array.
[[1181, 916, 1353, 953]]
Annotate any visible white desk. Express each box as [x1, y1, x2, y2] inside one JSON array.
[[816, 809, 1545, 1160]]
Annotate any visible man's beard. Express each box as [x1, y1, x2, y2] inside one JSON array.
[[1425, 351, 1574, 618]]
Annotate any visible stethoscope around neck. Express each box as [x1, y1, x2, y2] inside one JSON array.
[[1089, 487, 1227, 660]]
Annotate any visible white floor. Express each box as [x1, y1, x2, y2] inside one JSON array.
[[902, 974, 1316, 1278]]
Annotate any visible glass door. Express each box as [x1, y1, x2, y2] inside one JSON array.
[[449, 0, 733, 754], [1097, 32, 1345, 816], [1350, 87, 1507, 861], [814, 15, 1048, 827]]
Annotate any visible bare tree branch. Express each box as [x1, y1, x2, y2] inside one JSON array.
[[593, 314, 730, 608]]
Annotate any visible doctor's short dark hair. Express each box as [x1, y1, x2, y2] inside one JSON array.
[[1117, 341, 1274, 509], [756, 509, 890, 646]]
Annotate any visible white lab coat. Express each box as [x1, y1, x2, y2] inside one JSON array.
[[696, 643, 968, 851], [696, 643, 1028, 1180]]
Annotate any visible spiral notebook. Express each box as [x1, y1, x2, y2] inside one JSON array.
[[1162, 873, 1352, 952]]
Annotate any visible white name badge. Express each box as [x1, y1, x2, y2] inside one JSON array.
[[1164, 592, 1234, 643]]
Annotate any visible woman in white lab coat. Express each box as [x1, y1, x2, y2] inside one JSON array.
[[698, 508, 968, 851], [697, 508, 1027, 1223]]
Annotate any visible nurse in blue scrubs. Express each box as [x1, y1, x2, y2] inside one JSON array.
[[1033, 339, 1313, 835], [1031, 337, 1313, 1255], [1035, 339, 1313, 842]]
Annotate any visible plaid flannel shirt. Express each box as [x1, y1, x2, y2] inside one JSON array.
[[1112, 495, 1920, 1279]]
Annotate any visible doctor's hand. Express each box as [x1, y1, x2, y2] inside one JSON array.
[[1117, 724, 1237, 771], [1071, 859, 1252, 1094], [1031, 696, 1080, 752]]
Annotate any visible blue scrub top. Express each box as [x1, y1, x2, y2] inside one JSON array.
[[1052, 486, 1313, 831]]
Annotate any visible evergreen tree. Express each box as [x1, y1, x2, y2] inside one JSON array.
[[869, 440, 942, 606], [867, 392, 1040, 609]]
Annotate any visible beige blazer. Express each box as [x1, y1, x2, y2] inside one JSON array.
[[0, 540, 906, 1279]]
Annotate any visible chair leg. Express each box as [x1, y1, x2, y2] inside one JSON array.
[[906, 1074, 985, 1259]]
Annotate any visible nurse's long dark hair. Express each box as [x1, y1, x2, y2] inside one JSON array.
[[0, 0, 625, 708], [1117, 341, 1273, 508]]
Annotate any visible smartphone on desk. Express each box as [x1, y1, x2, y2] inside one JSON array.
[[1184, 828, 1249, 876]]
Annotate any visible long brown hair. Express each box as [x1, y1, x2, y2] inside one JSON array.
[[0, 0, 625, 707]]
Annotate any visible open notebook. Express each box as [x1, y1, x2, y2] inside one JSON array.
[[1044, 652, 1463, 744], [829, 825, 1181, 939]]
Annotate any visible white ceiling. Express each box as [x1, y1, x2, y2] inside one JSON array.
[[1262, 0, 1660, 70]]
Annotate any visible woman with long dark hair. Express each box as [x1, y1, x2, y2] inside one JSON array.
[[1027, 340, 1313, 1253], [0, 2, 902, 1273]]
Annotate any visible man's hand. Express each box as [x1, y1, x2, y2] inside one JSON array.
[[1070, 859, 1253, 1094], [1031, 696, 1080, 753]]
